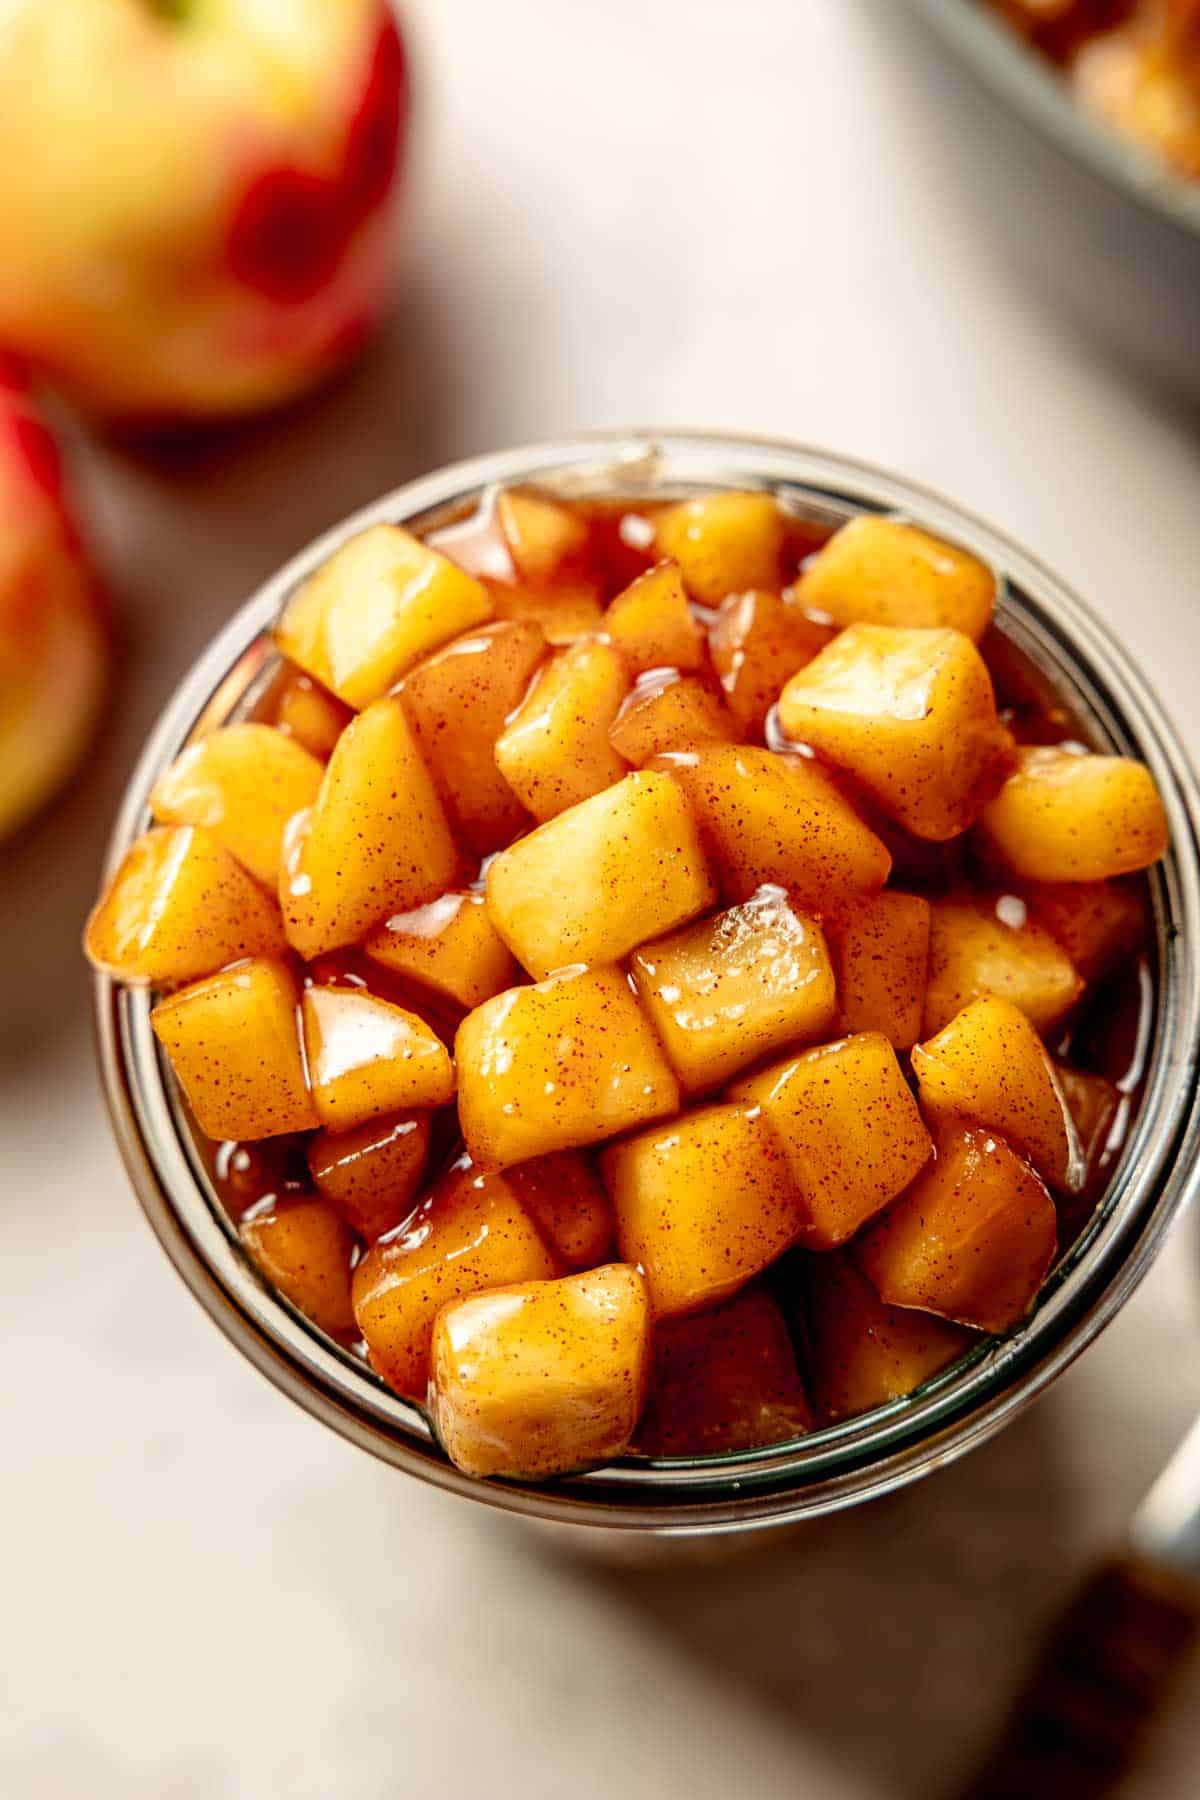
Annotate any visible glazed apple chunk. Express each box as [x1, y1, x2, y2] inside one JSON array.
[[503, 1153, 615, 1270], [605, 1102, 808, 1315], [150, 723, 324, 888], [275, 523, 492, 709], [240, 1196, 357, 1341], [1022, 879, 1146, 984], [856, 1125, 1058, 1334], [399, 619, 545, 856], [364, 891, 518, 1010], [86, 825, 287, 986], [654, 490, 786, 604], [150, 958, 317, 1140], [924, 894, 1083, 1037], [629, 888, 837, 1093], [805, 1251, 976, 1423], [979, 746, 1169, 882], [604, 561, 705, 673], [485, 769, 715, 979], [494, 637, 629, 821], [300, 986, 454, 1131], [307, 1113, 431, 1242], [662, 742, 891, 911], [353, 1163, 560, 1398], [795, 515, 997, 641], [272, 668, 352, 761], [636, 1285, 813, 1456], [281, 696, 458, 959], [708, 588, 832, 737], [456, 964, 680, 1168], [85, 480, 1174, 1481], [730, 1033, 934, 1249], [912, 996, 1083, 1193], [822, 891, 931, 1050], [778, 624, 1011, 841], [429, 1265, 651, 1480], [489, 488, 607, 642], [497, 488, 590, 583], [609, 672, 736, 766]]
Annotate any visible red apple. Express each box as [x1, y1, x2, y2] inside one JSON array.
[[0, 2, 409, 426], [0, 361, 108, 839]]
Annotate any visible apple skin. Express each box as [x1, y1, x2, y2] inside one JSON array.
[[0, 2, 409, 427], [0, 360, 109, 841]]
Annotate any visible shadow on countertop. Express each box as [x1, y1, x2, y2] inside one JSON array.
[[506, 1399, 1115, 1800]]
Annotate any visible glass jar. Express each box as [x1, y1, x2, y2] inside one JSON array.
[[93, 432, 1200, 1535]]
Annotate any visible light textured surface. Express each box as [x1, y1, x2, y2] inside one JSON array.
[[4, 2, 1200, 1796]]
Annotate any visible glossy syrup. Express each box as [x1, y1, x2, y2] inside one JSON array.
[[218, 486, 1156, 1313]]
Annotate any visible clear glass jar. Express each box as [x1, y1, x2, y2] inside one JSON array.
[[93, 432, 1200, 1535]]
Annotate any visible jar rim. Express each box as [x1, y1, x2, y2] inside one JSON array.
[[93, 430, 1200, 1534]]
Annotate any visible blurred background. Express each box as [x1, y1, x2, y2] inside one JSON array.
[[3, 1, 1199, 1795]]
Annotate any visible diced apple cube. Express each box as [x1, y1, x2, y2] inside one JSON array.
[[924, 895, 1084, 1036], [365, 892, 518, 1010], [662, 743, 891, 910], [604, 560, 705, 672], [429, 1264, 651, 1479], [795, 515, 996, 640], [496, 488, 590, 581], [604, 1102, 805, 1315], [240, 1196, 357, 1339], [823, 890, 931, 1050], [456, 964, 681, 1168], [280, 697, 458, 959], [856, 1124, 1058, 1333], [609, 673, 737, 765], [301, 986, 454, 1132], [353, 1164, 560, 1397], [912, 996, 1082, 1192], [400, 619, 546, 855], [485, 770, 715, 979], [630, 890, 837, 1092], [778, 624, 1010, 840], [635, 1285, 812, 1456], [708, 588, 833, 736], [1023, 879, 1147, 983], [274, 524, 493, 709], [272, 666, 353, 760], [654, 491, 786, 604], [150, 723, 324, 888], [86, 825, 288, 986], [979, 746, 1169, 881], [505, 1152, 615, 1269], [805, 1250, 975, 1422], [494, 638, 630, 821], [307, 1113, 431, 1242], [730, 1033, 934, 1249], [486, 575, 606, 645], [150, 957, 317, 1139]]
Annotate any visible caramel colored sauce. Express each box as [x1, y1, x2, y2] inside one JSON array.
[[986, 2, 1135, 66], [216, 489, 1156, 1336], [75, 441, 1182, 1482]]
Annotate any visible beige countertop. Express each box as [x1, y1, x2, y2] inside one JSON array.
[[3, 3, 1199, 1795]]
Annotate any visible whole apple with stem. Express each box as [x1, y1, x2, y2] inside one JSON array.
[[0, 1, 409, 427], [0, 361, 108, 840]]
